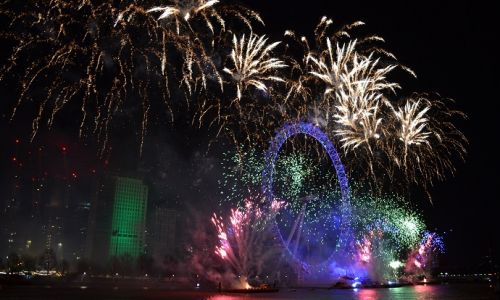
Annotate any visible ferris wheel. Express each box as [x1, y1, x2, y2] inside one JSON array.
[[261, 122, 352, 270]]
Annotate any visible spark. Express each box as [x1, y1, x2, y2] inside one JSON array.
[[307, 39, 398, 153], [388, 94, 467, 190], [1, 3, 467, 198], [0, 0, 258, 155], [212, 197, 279, 287], [147, 0, 221, 34], [393, 98, 431, 163], [224, 34, 287, 101]]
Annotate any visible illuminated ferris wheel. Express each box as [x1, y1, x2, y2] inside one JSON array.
[[261, 122, 352, 270]]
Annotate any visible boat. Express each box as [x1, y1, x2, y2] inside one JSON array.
[[329, 276, 413, 289]]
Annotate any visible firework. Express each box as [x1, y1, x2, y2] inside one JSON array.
[[388, 94, 467, 190], [220, 146, 340, 210], [404, 231, 444, 281], [147, 0, 221, 32], [0, 1, 168, 155], [223, 33, 287, 100], [0, 0, 260, 155], [344, 191, 430, 282], [1, 1, 467, 195], [219, 139, 433, 280], [218, 129, 443, 282], [293, 35, 400, 187], [212, 196, 280, 287], [278, 18, 466, 194], [350, 191, 426, 250], [146, 0, 263, 33]]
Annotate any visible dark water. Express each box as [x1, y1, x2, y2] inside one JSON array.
[[210, 285, 496, 300], [0, 284, 497, 300]]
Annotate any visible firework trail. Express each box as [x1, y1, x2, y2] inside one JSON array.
[[1, 2, 467, 194], [278, 17, 466, 194], [404, 231, 444, 281], [0, 0, 261, 155], [145, 0, 262, 96], [147, 0, 222, 33], [223, 33, 287, 101], [388, 94, 467, 190], [211, 196, 281, 287], [1, 1, 168, 155], [195, 33, 288, 147], [219, 146, 436, 280]]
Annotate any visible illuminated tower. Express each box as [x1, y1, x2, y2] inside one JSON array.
[[109, 177, 148, 259]]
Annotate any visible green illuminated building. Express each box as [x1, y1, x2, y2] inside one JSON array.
[[109, 177, 148, 259]]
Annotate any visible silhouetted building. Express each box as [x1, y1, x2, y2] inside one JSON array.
[[85, 175, 114, 266], [150, 206, 177, 261]]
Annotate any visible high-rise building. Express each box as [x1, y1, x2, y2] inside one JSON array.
[[150, 206, 177, 261], [86, 175, 148, 266], [85, 175, 148, 266], [85, 175, 114, 266], [109, 177, 148, 258]]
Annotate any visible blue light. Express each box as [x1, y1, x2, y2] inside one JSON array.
[[261, 122, 351, 269]]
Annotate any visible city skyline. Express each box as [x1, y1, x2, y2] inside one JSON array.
[[0, 0, 497, 286]]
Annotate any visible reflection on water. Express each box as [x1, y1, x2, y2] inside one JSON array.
[[208, 284, 495, 300]]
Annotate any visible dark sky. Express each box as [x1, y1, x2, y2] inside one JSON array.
[[1, 0, 498, 270], [240, 0, 499, 270]]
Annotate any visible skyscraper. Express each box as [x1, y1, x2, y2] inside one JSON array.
[[150, 206, 177, 261], [86, 175, 148, 266], [109, 177, 148, 259]]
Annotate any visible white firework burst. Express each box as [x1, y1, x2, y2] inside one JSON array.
[[223, 34, 287, 100], [147, 0, 222, 34], [394, 99, 431, 149]]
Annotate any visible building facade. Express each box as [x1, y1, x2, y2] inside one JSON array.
[[109, 177, 148, 258], [86, 175, 148, 266], [150, 206, 177, 261]]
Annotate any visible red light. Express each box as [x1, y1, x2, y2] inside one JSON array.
[[61, 146, 67, 152], [12, 156, 17, 162], [71, 172, 78, 178], [15, 139, 20, 144]]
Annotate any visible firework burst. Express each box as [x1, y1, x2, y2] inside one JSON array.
[[194, 33, 288, 146], [148, 0, 221, 31], [404, 231, 444, 281], [0, 1, 176, 155], [388, 94, 467, 188], [223, 33, 287, 101], [212, 197, 280, 287], [0, 0, 261, 155], [1, 2, 467, 195], [276, 17, 466, 194]]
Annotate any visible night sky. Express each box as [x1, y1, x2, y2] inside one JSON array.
[[1, 0, 498, 271], [238, 0, 499, 271]]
